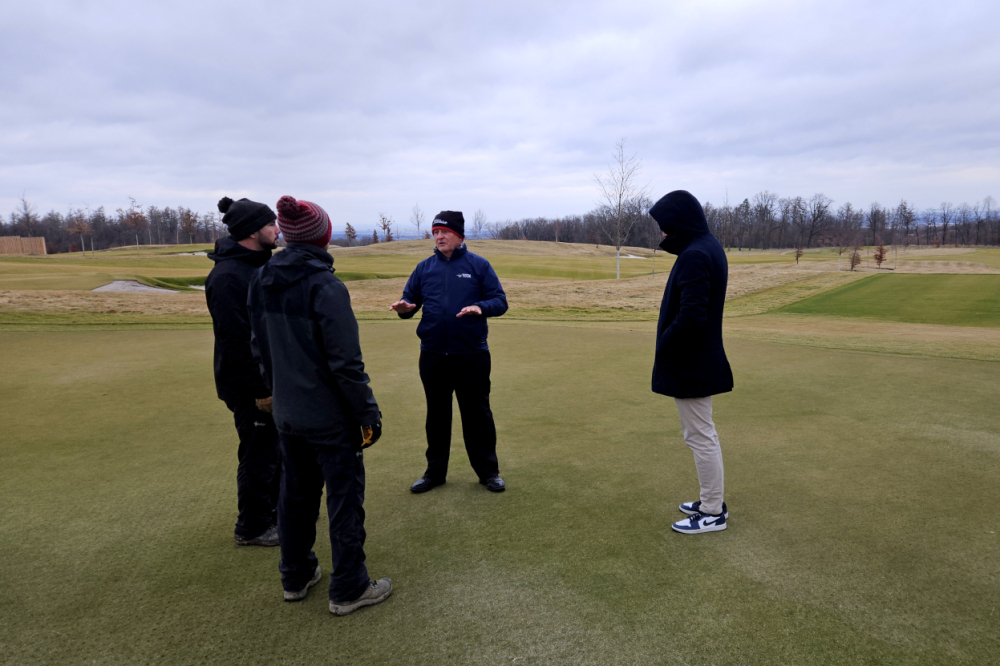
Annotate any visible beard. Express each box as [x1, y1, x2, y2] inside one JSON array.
[[259, 239, 278, 251]]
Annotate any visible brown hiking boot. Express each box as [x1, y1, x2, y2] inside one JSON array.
[[329, 578, 392, 616]]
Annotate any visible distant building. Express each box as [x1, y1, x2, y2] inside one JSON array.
[[0, 237, 47, 255]]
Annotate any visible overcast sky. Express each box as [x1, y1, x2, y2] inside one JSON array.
[[2, 0, 998, 229]]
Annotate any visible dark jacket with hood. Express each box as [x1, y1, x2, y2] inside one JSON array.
[[205, 237, 272, 403], [650, 191, 734, 399], [397, 244, 508, 354], [247, 243, 379, 436]]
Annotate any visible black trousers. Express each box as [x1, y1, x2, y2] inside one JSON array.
[[277, 427, 369, 603], [419, 350, 500, 483], [227, 399, 280, 539]]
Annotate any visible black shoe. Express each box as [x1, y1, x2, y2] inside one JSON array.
[[479, 476, 505, 492], [410, 477, 445, 493], [235, 524, 279, 547]]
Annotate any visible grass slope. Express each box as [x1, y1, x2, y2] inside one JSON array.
[[2, 323, 998, 665], [781, 274, 1000, 327]]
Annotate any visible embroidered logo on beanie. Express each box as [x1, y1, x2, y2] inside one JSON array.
[[276, 196, 332, 248]]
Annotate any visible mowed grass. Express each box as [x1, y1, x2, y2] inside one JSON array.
[[2, 323, 998, 665], [781, 274, 1000, 327]]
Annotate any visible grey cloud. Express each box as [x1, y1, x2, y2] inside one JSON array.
[[1, 0, 998, 226]]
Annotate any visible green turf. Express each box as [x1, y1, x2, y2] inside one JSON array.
[[779, 274, 1000, 327], [2, 323, 998, 665]]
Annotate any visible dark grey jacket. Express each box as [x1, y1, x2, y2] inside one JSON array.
[[651, 191, 734, 399], [248, 243, 379, 436]]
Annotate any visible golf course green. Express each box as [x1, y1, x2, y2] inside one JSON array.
[[2, 321, 998, 665], [781, 274, 1000, 327]]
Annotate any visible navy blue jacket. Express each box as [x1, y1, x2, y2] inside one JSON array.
[[205, 237, 272, 403], [650, 191, 734, 399], [248, 243, 380, 436], [397, 244, 508, 354]]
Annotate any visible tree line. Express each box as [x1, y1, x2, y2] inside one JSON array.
[[4, 192, 998, 255], [480, 194, 1000, 251]]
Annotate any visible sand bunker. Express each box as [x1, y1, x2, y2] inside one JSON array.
[[92, 280, 177, 294]]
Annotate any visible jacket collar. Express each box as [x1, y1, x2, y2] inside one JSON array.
[[434, 243, 467, 261]]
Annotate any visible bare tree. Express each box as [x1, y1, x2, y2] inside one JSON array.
[[410, 205, 425, 239], [894, 200, 915, 249], [472, 209, 487, 239], [67, 209, 92, 256], [866, 203, 887, 246], [594, 139, 647, 279], [180, 209, 198, 244], [122, 197, 147, 256], [939, 202, 953, 246], [378, 213, 394, 242]]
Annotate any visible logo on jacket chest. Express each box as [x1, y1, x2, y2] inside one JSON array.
[[456, 273, 472, 279]]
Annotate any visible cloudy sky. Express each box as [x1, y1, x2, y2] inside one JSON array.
[[2, 0, 998, 229]]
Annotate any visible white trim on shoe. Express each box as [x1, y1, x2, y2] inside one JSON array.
[[671, 512, 727, 534]]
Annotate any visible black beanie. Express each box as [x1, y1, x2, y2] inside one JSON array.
[[431, 211, 465, 238], [217, 197, 277, 241]]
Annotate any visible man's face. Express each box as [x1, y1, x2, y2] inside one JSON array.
[[432, 228, 463, 255], [255, 222, 279, 250]]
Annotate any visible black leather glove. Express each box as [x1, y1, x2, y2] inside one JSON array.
[[361, 414, 382, 449]]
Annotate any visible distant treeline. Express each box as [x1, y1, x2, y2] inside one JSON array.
[[483, 193, 1000, 250], [3, 192, 998, 254]]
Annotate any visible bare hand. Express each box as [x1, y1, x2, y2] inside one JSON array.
[[389, 299, 416, 313], [456, 305, 483, 318], [255, 396, 273, 413]]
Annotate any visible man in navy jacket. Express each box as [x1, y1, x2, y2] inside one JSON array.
[[650, 190, 734, 535], [390, 211, 509, 493]]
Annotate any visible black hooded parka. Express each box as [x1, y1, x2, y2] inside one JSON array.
[[205, 237, 273, 402], [650, 191, 734, 399], [247, 243, 379, 436]]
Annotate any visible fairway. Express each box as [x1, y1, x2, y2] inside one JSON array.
[[780, 273, 1000, 327], [2, 322, 998, 665]]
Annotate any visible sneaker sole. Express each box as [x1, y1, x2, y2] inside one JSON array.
[[284, 567, 323, 602], [671, 522, 728, 534], [329, 587, 392, 616]]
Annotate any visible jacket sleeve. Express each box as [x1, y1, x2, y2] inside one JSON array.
[[247, 274, 273, 395], [657, 251, 711, 357], [314, 278, 381, 425], [208, 272, 270, 399], [474, 262, 508, 317], [396, 265, 423, 319]]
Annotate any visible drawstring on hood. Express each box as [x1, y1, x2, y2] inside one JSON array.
[[649, 190, 710, 255]]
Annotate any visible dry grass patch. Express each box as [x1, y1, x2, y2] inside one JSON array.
[[726, 313, 1000, 362]]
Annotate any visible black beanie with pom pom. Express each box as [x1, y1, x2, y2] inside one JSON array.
[[217, 196, 276, 241]]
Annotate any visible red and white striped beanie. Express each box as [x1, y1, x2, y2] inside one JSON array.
[[276, 196, 332, 248]]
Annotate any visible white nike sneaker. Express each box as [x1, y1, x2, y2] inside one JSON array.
[[679, 500, 728, 519], [671, 512, 727, 534]]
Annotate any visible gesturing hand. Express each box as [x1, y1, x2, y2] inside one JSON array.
[[456, 305, 482, 318], [389, 299, 416, 313]]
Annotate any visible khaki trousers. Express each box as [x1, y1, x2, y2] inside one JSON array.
[[675, 396, 725, 516]]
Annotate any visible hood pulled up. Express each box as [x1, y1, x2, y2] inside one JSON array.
[[649, 190, 710, 255], [258, 243, 334, 293]]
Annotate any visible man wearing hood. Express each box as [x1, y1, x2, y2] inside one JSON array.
[[206, 196, 280, 547], [248, 196, 392, 616], [649, 190, 734, 535]]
